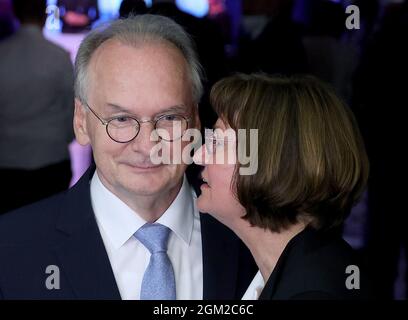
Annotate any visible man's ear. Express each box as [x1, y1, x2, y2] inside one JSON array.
[[73, 98, 91, 146]]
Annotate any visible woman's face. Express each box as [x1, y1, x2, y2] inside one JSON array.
[[193, 118, 246, 226]]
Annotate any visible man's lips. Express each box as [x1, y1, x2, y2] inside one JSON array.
[[122, 162, 163, 170]]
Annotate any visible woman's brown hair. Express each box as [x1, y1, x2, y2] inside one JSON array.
[[210, 73, 369, 232]]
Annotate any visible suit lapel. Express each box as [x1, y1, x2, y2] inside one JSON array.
[[54, 166, 121, 299]]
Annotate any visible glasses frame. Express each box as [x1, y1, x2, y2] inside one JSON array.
[[84, 102, 191, 143], [204, 129, 237, 155]]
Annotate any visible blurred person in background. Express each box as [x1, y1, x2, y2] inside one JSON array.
[[238, 0, 308, 75], [0, 0, 15, 40], [302, 0, 358, 104], [0, 0, 74, 214]]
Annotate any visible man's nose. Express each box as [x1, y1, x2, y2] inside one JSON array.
[[130, 121, 157, 155]]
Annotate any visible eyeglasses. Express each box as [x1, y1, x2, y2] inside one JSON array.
[[84, 102, 190, 143], [204, 129, 236, 155]]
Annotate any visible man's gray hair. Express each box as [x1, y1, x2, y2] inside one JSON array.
[[74, 14, 204, 104]]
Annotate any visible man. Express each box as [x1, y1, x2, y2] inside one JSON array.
[[0, 15, 256, 299], [0, 0, 74, 214]]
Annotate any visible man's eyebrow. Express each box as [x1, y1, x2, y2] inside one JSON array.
[[157, 105, 188, 114], [105, 103, 188, 116], [106, 103, 132, 114]]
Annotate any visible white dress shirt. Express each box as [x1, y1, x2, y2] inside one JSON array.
[[242, 270, 265, 300], [90, 171, 203, 300]]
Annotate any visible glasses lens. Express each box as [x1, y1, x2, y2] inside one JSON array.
[[156, 115, 188, 141], [204, 131, 215, 155], [107, 117, 139, 143]]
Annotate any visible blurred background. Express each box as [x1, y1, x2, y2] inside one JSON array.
[[1, 0, 407, 300]]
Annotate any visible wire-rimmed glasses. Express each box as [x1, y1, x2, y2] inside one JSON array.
[[84, 103, 190, 143]]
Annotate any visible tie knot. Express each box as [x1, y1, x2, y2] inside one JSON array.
[[134, 223, 171, 254]]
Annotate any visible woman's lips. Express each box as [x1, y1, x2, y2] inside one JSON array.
[[200, 175, 210, 188], [200, 178, 211, 189]]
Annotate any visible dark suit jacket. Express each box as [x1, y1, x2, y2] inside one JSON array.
[[0, 166, 256, 299], [259, 227, 373, 300]]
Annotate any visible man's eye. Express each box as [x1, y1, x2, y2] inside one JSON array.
[[110, 116, 134, 127], [162, 115, 178, 121], [113, 116, 134, 123], [116, 116, 130, 122]]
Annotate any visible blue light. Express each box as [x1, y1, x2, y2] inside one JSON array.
[[176, 0, 209, 18], [98, 0, 122, 17]]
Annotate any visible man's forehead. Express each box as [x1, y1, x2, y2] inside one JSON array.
[[89, 38, 187, 71], [87, 38, 193, 110], [88, 39, 190, 88]]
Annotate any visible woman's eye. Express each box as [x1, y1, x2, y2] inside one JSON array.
[[214, 139, 223, 148]]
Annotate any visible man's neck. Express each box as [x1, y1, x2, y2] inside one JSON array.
[[122, 183, 183, 222]]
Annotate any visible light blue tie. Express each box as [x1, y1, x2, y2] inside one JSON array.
[[134, 223, 176, 300]]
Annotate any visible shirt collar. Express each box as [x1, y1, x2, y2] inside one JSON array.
[[241, 270, 265, 300], [90, 170, 195, 250]]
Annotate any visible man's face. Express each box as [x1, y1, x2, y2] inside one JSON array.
[[74, 39, 197, 200]]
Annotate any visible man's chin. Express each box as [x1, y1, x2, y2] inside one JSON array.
[[119, 174, 174, 195], [116, 163, 184, 196]]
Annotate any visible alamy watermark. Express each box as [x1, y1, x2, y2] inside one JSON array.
[[45, 265, 60, 290], [345, 5, 360, 30], [148, 126, 259, 176], [345, 264, 360, 290], [45, 5, 60, 31]]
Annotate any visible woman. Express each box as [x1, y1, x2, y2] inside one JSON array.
[[193, 74, 371, 299]]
